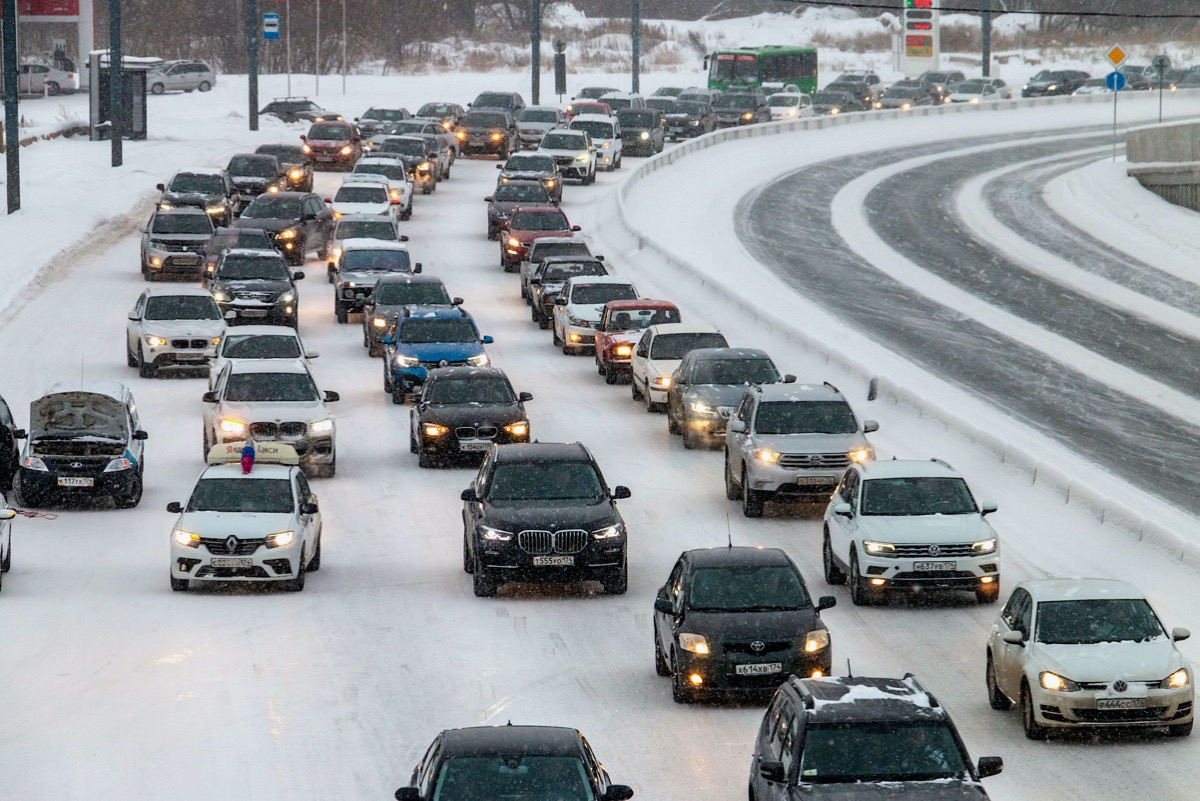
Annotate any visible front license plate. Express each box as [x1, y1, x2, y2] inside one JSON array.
[[315, 155, 334, 162], [736, 663, 783, 676], [239, 309, 269, 318], [1097, 697, 1147, 710], [174, 255, 199, 264], [211, 557, 253, 568], [57, 476, 93, 487], [175, 353, 206, 361], [459, 441, 491, 452], [793, 475, 830, 486], [533, 555, 574, 567], [914, 561, 956, 571]]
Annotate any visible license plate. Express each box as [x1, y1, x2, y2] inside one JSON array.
[[315, 155, 334, 161], [793, 475, 830, 485], [57, 476, 93, 487], [239, 309, 269, 318], [1097, 697, 1147, 710], [174, 255, 199, 264], [211, 557, 253, 568], [914, 561, 956, 571], [175, 353, 206, 361], [533, 555, 574, 567], [736, 663, 783, 676], [459, 441, 491, 452]]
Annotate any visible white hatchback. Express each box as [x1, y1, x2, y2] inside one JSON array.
[[568, 114, 623, 171], [551, 275, 638, 355], [629, 323, 728, 412]]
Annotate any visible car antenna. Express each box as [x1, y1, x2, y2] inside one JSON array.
[[726, 513, 732, 549], [846, 658, 853, 678]]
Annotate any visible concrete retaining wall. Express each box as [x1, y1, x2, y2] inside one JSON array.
[[1125, 119, 1200, 211]]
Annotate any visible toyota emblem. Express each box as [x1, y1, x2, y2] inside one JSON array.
[[225, 536, 239, 552], [69, 462, 83, 469], [1113, 680, 1128, 693], [927, 544, 942, 557], [750, 640, 766, 652]]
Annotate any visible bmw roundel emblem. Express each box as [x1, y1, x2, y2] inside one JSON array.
[[1113, 680, 1128, 692], [751, 640, 765, 652]]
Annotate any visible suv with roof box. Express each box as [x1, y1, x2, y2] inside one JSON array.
[[749, 674, 1002, 801]]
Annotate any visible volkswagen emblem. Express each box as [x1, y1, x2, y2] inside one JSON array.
[[225, 535, 240, 553], [750, 640, 766, 652], [69, 462, 83, 469], [1113, 680, 1128, 693], [927, 544, 942, 557]]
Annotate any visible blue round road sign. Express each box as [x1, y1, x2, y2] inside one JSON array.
[[1106, 71, 1127, 91]]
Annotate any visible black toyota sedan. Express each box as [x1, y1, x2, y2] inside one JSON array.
[[410, 367, 532, 467], [461, 442, 630, 596], [255, 143, 314, 191]]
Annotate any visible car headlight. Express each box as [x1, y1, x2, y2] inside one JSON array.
[[158, 201, 175, 210], [218, 418, 247, 434], [442, 120, 452, 130], [576, 152, 589, 161], [211, 290, 230, 302], [279, 290, 296, 303], [600, 141, 610, 149], [418, 161, 431, 171], [678, 633, 710, 655], [830, 108, 840, 115], [1039, 671, 1079, 692], [971, 538, 998, 555], [651, 376, 671, 388], [144, 335, 168, 347], [423, 424, 449, 437], [340, 145, 353, 155], [22, 455, 49, 471], [753, 448, 780, 464], [689, 120, 699, 126], [614, 344, 632, 357], [639, 131, 650, 140], [103, 457, 133, 472], [504, 421, 528, 437], [491, 132, 503, 141], [848, 447, 872, 463], [1162, 668, 1190, 689], [205, 205, 226, 215], [211, 337, 222, 346], [289, 169, 302, 180], [310, 418, 334, 433], [1046, 84, 1057, 91], [173, 528, 201, 547], [278, 228, 297, 240], [742, 112, 754, 120], [395, 354, 419, 367], [266, 529, 296, 548], [478, 525, 513, 541], [690, 401, 714, 415], [566, 315, 588, 327], [372, 316, 388, 328], [592, 523, 624, 540], [900, 102, 911, 110], [863, 540, 895, 555], [507, 237, 521, 248], [467, 353, 490, 367], [455, 131, 466, 140], [389, 189, 401, 201], [804, 629, 829, 653], [545, 179, 555, 188]]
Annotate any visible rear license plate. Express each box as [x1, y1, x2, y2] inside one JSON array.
[[533, 555, 574, 567], [57, 476, 94, 487], [914, 561, 956, 571], [793, 476, 830, 485], [459, 441, 490, 452], [1097, 697, 1147, 710], [736, 663, 783, 676], [211, 557, 253, 568]]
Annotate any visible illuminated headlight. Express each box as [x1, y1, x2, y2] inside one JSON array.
[[22, 455, 49, 471], [679, 633, 710, 655], [149, 257, 162, 267], [829, 108, 840, 115], [331, 247, 342, 260], [340, 145, 353, 155], [218, 418, 247, 434], [507, 237, 521, 248], [289, 169, 302, 180], [576, 152, 589, 162], [1039, 671, 1079, 692], [395, 354, 419, 367], [278, 228, 298, 240], [491, 132, 503, 141], [455, 131, 466, 140], [873, 102, 882, 109], [689, 120, 699, 126], [417, 162, 431, 171], [651, 376, 671, 388], [614, 344, 633, 357], [690, 401, 715, 415], [545, 179, 555, 188], [1046, 84, 1058, 91], [310, 418, 334, 433], [803, 629, 829, 653], [372, 317, 387, 328], [753, 448, 780, 464], [848, 447, 872, 463], [423, 424, 449, 437], [211, 337, 222, 346], [504, 421, 528, 437], [441, 120, 452, 130], [863, 540, 895, 555], [900, 103, 911, 110], [211, 290, 230, 302], [478, 525, 513, 541], [969, 97, 980, 104], [266, 530, 296, 548], [784, 109, 797, 116], [103, 457, 133, 472], [389, 189, 401, 201], [144, 335, 168, 347], [279, 290, 296, 303], [267, 185, 280, 193], [591, 523, 625, 540], [1162, 668, 1190, 689], [158, 201, 175, 210], [600, 141, 610, 149], [467, 353, 490, 367], [301, 144, 312, 153], [741, 112, 754, 120], [971, 538, 998, 555], [639, 131, 650, 140], [173, 528, 201, 547], [333, 211, 343, 220], [1022, 84, 1030, 90], [205, 205, 226, 216]]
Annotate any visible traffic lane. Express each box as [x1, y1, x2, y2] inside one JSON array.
[[737, 138, 1200, 517]]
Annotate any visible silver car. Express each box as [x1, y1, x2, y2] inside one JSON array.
[[148, 60, 215, 94]]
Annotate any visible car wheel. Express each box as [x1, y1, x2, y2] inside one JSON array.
[[114, 473, 143, 509], [392, 386, 405, 405], [443, 166, 451, 180], [822, 530, 846, 585], [741, 469, 765, 518], [977, 582, 1001, 604], [383, 362, 394, 394], [308, 534, 322, 571], [537, 313, 549, 330], [561, 343, 575, 356], [472, 556, 497, 597], [1169, 720, 1194, 737], [552, 325, 563, 347], [849, 553, 880, 606], [138, 352, 155, 379], [126, 341, 138, 367], [724, 458, 741, 500], [671, 653, 696, 704], [13, 473, 42, 509], [631, 378, 644, 401], [487, 227, 497, 241], [601, 557, 628, 595], [682, 427, 702, 450], [198, 81, 212, 92], [422, 186, 432, 195], [417, 449, 436, 468], [583, 168, 595, 186], [986, 652, 1013, 710], [335, 301, 348, 324], [317, 240, 328, 259], [604, 368, 619, 385], [667, 408, 680, 435], [409, 425, 418, 454], [1020, 682, 1048, 740], [463, 532, 474, 574], [150, 82, 165, 95], [283, 546, 307, 592], [170, 573, 189, 592], [654, 630, 671, 676], [646, 391, 664, 414]]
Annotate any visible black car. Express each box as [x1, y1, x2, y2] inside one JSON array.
[[918, 69, 967, 98], [362, 274, 460, 356], [0, 394, 20, 491], [200, 226, 275, 281], [460, 442, 631, 597], [414, 101, 466, 131], [209, 248, 304, 327], [666, 347, 791, 448], [616, 108, 665, 156], [140, 207, 214, 280], [456, 110, 518, 158], [496, 152, 563, 204], [811, 90, 858, 116], [529, 255, 608, 328], [354, 106, 410, 137], [485, 180, 555, 240], [713, 92, 771, 127], [410, 367, 532, 467], [469, 90, 526, 114], [225, 153, 286, 202], [749, 674, 1003, 801], [823, 80, 875, 110], [259, 96, 329, 124], [395, 724, 634, 801], [654, 547, 835, 703], [663, 99, 717, 140], [234, 191, 334, 266], [255, 143, 314, 191], [1022, 69, 1089, 97], [156, 169, 241, 227], [377, 136, 440, 194]]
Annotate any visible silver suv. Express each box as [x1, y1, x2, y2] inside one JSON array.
[[148, 60, 215, 94], [724, 382, 877, 517]]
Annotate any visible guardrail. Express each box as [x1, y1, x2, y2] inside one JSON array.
[[605, 92, 1200, 571]]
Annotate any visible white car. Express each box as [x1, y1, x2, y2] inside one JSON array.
[[328, 181, 398, 222], [0, 499, 15, 592], [947, 79, 1001, 104], [767, 92, 814, 120], [569, 114, 623, 171], [126, 287, 224, 378], [168, 441, 322, 592], [350, 158, 414, 220], [629, 323, 728, 412], [538, 129, 596, 184], [551, 275, 639, 355], [822, 458, 1000, 606], [17, 62, 79, 95], [986, 578, 1194, 739], [1073, 77, 1116, 96], [203, 360, 339, 477], [985, 77, 1013, 99], [208, 325, 318, 389]]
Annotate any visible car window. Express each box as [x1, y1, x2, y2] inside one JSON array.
[[335, 220, 396, 240], [495, 184, 551, 203], [687, 565, 809, 611], [431, 756, 594, 801], [216, 255, 290, 281], [144, 294, 221, 321], [223, 372, 319, 403], [426, 377, 514, 405], [510, 211, 568, 231], [690, 358, 778, 385], [540, 132, 587, 150], [570, 283, 637, 306], [798, 722, 966, 783], [341, 249, 411, 272], [221, 334, 302, 360], [168, 173, 225, 194], [1035, 598, 1164, 645], [399, 318, 477, 344], [649, 332, 727, 360], [373, 282, 450, 306], [335, 186, 388, 204], [242, 196, 302, 219], [152, 213, 213, 235]]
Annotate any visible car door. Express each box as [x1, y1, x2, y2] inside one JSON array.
[[654, 557, 686, 657], [294, 470, 319, 561], [462, 450, 494, 558], [726, 393, 755, 477], [994, 588, 1032, 698], [826, 469, 859, 563], [204, 363, 231, 441], [127, 291, 148, 354], [414, 736, 442, 798], [630, 329, 652, 394], [757, 700, 798, 801]]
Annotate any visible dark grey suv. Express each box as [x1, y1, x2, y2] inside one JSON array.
[[666, 347, 791, 449]]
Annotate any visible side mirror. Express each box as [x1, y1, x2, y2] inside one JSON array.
[[299, 134, 307, 141], [484, 196, 494, 202], [324, 391, 340, 402], [976, 757, 1003, 779], [294, 271, 305, 280], [518, 391, 533, 402], [127, 312, 141, 321], [0, 509, 15, 521], [554, 297, 567, 306], [133, 430, 149, 441], [225, 309, 237, 320], [595, 255, 605, 261], [414, 263, 422, 274], [451, 297, 464, 306], [603, 786, 634, 801], [138, 225, 147, 234], [759, 760, 785, 783], [13, 429, 25, 439], [980, 501, 998, 516], [166, 501, 182, 514], [529, 278, 541, 286], [323, 197, 332, 204], [495, 164, 504, 170], [1002, 630, 1025, 646], [783, 374, 796, 383], [816, 596, 837, 612], [482, 335, 494, 344], [612, 485, 632, 499], [862, 420, 879, 433], [1173, 627, 1191, 642], [394, 788, 421, 801], [728, 420, 746, 434], [300, 501, 319, 515], [460, 487, 477, 502], [383, 335, 394, 345], [202, 391, 218, 403], [306, 350, 320, 359], [400, 235, 410, 242], [156, 183, 165, 191], [571, 225, 582, 232], [653, 597, 673, 614], [833, 502, 852, 517]]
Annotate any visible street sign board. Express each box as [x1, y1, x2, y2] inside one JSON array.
[[1152, 54, 1172, 74], [263, 13, 280, 40], [1105, 45, 1126, 68], [1105, 71, 1126, 92]]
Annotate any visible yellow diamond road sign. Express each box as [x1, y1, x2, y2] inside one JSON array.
[[1106, 45, 1127, 67]]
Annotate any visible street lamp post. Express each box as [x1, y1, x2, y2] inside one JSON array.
[[531, 0, 541, 105], [631, 0, 640, 93]]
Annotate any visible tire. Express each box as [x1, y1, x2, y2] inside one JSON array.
[[44, 81, 61, 96], [741, 470, 765, 518], [1021, 682, 1047, 740], [283, 546, 307, 592], [646, 391, 664, 414], [417, 449, 435, 468], [317, 240, 328, 259], [409, 427, 418, 454], [114, 473, 143, 509], [170, 574, 188, 591], [335, 302, 348, 324], [203, 431, 211, 461], [383, 362, 394, 394], [150, 82, 165, 95], [537, 314, 549, 331], [13, 473, 42, 509], [463, 532, 474, 573], [986, 652, 1013, 710], [1169, 720, 1194, 737], [2, 538, 10, 572], [126, 342, 138, 367], [138, 353, 155, 379], [422, 186, 432, 195], [631, 378, 644, 401], [654, 631, 671, 676], [604, 368, 618, 385], [198, 81, 212, 92], [392, 386, 405, 405], [602, 558, 628, 595], [667, 409, 681, 435], [487, 227, 498, 241], [849, 553, 879, 606], [472, 558, 497, 597], [671, 654, 696, 704], [308, 535, 322, 571], [562, 343, 575, 356], [682, 427, 701, 450], [583, 168, 595, 186], [552, 325, 563, 347], [724, 458, 741, 500], [823, 531, 846, 585]]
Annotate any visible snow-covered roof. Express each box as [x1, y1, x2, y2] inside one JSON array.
[[646, 321, 718, 335], [341, 238, 409, 252], [144, 285, 220, 298], [227, 358, 312, 376], [199, 462, 294, 480], [172, 167, 226, 177], [859, 458, 961, 481], [1022, 577, 1145, 603]]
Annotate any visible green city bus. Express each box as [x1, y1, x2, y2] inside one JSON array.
[[706, 46, 819, 94]]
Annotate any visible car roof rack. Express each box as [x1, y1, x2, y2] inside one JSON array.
[[929, 457, 955, 470], [822, 381, 840, 393]]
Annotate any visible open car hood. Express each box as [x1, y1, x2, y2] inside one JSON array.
[[31, 392, 127, 442]]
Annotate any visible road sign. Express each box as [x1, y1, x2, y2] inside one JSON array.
[[1105, 71, 1126, 92], [1152, 54, 1172, 75], [263, 13, 280, 40], [1105, 45, 1126, 68]]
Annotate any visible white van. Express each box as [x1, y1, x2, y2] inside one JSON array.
[[148, 60, 216, 94]]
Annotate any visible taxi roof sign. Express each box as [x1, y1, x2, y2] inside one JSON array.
[[1106, 45, 1127, 67], [207, 441, 300, 466]]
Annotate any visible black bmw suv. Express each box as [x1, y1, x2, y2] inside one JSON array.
[[410, 367, 532, 467], [209, 248, 304, 327], [460, 442, 631, 597]]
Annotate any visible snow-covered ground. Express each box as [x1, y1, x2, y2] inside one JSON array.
[[2, 69, 1200, 800]]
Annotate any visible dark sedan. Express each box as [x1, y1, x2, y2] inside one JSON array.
[[410, 367, 532, 467], [496, 152, 563, 204], [354, 106, 410, 137], [362, 274, 459, 356], [455, 110, 517, 158], [1022, 69, 1090, 97], [485, 181, 555, 241], [225, 153, 286, 204], [663, 100, 716, 140], [255, 143, 314, 191], [617, 108, 665, 156], [200, 226, 275, 282], [234, 191, 334, 266], [811, 90, 858, 116], [156, 169, 241, 227], [713, 93, 770, 127]]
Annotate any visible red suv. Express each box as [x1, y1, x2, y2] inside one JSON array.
[[594, 299, 681, 383], [301, 120, 362, 170], [499, 206, 580, 272]]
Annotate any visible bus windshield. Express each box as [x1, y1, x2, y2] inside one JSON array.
[[711, 53, 758, 84]]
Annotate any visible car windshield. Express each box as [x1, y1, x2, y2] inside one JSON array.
[[495, 184, 551, 203], [860, 477, 976, 516], [214, 231, 273, 250], [799, 722, 967, 783], [543, 262, 606, 283], [714, 94, 756, 109], [688, 565, 809, 611], [649, 332, 727, 360], [417, 103, 454, 116], [374, 282, 450, 305], [464, 112, 509, 128], [217, 255, 289, 280], [883, 87, 923, 98], [531, 242, 590, 261], [604, 307, 678, 330], [223, 372, 318, 402], [228, 157, 276, 177], [341, 249, 410, 272], [187, 477, 294, 513], [488, 461, 606, 502], [540, 133, 586, 150], [384, 121, 428, 134], [335, 186, 388, 204], [221, 334, 301, 359], [144, 295, 220, 321], [242, 196, 301, 219], [672, 101, 706, 115], [473, 93, 515, 108], [308, 124, 349, 140], [511, 212, 568, 231], [381, 139, 427, 156], [571, 121, 615, 139], [1036, 598, 1165, 645], [955, 80, 989, 92], [168, 173, 224, 194], [570, 283, 637, 305], [519, 109, 559, 123], [363, 108, 407, 121], [646, 98, 675, 110], [426, 377, 515, 404], [812, 92, 848, 105], [754, 401, 857, 435], [578, 87, 617, 99], [617, 110, 656, 127], [152, 214, 212, 235], [925, 72, 956, 82], [256, 145, 302, 162], [506, 154, 554, 172], [431, 756, 593, 801], [399, 318, 477, 344], [335, 220, 395, 240], [691, 358, 778, 385], [768, 94, 800, 106], [355, 163, 407, 180], [1031, 70, 1064, 82]]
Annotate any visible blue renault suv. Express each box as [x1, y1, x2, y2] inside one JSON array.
[[382, 307, 493, 404]]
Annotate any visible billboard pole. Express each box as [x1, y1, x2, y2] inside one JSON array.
[[3, 0, 19, 213]]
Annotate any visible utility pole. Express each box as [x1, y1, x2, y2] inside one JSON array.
[[109, 0, 122, 167], [247, 0, 259, 130], [341, 0, 346, 93], [980, 0, 992, 77], [631, 0, 640, 93], [3, 0, 19, 213], [286, 0, 291, 96], [531, 0, 541, 105], [315, 0, 320, 95]]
